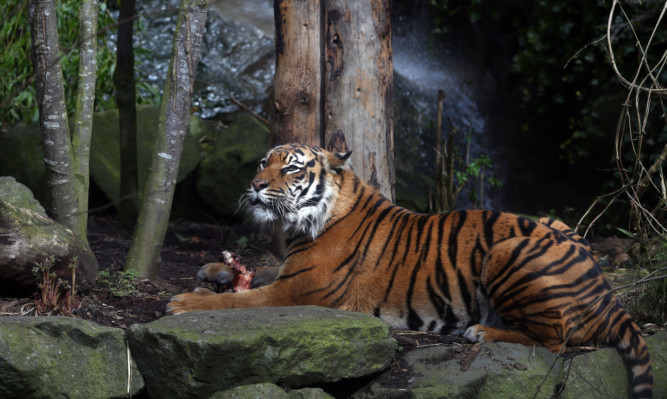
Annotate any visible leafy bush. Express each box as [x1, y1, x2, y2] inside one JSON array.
[[1, 0, 159, 132]]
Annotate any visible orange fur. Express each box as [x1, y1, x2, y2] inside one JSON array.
[[168, 144, 652, 398]]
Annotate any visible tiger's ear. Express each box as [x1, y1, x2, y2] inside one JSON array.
[[324, 150, 352, 173]]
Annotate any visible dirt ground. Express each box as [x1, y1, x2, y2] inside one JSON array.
[[0, 214, 282, 328]]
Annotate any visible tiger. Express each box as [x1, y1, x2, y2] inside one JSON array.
[[168, 143, 653, 398]]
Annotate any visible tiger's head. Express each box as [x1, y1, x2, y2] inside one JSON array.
[[243, 143, 352, 239]]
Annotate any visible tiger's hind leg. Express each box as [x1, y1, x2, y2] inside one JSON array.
[[465, 235, 606, 353]]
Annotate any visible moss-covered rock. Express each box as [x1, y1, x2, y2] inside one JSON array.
[[0, 317, 144, 399], [128, 306, 395, 399], [195, 113, 269, 216], [208, 382, 334, 399], [0, 176, 46, 214], [559, 332, 666, 399], [0, 199, 98, 294], [0, 107, 211, 214], [356, 331, 667, 399], [89, 105, 206, 204]]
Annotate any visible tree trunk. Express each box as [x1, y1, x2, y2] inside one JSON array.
[[71, 0, 98, 236], [114, 0, 139, 223], [124, 0, 208, 278], [28, 0, 98, 276], [28, 0, 79, 233], [323, 0, 394, 200], [272, 0, 394, 200], [271, 0, 323, 146], [0, 199, 98, 295]]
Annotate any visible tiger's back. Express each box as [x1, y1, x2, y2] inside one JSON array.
[[169, 143, 652, 398]]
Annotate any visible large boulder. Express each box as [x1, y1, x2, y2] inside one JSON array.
[[0, 176, 46, 215], [559, 332, 666, 399], [209, 383, 334, 399], [356, 331, 667, 399], [0, 199, 98, 294], [128, 306, 396, 399], [195, 113, 269, 216], [0, 107, 210, 214], [0, 317, 144, 399], [89, 105, 207, 204]]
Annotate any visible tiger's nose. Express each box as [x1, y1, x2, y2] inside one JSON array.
[[252, 179, 269, 192]]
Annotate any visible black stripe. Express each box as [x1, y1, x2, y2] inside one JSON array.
[[383, 214, 413, 301], [447, 211, 468, 269], [457, 269, 473, 316], [485, 239, 531, 298], [483, 210, 501, 247], [278, 266, 315, 280], [426, 276, 446, 319], [518, 216, 537, 236]]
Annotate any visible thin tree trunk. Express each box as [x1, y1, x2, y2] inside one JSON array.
[[124, 0, 208, 278], [323, 0, 394, 200], [271, 0, 322, 146], [435, 90, 445, 212], [71, 0, 98, 239], [114, 0, 139, 223], [28, 0, 79, 229], [28, 0, 99, 277]]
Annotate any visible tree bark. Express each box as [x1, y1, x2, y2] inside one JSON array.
[[28, 0, 80, 232], [71, 0, 98, 237], [29, 0, 99, 278], [323, 0, 394, 200], [0, 199, 98, 295], [114, 0, 139, 223], [271, 0, 322, 146], [272, 0, 394, 200], [124, 0, 208, 278]]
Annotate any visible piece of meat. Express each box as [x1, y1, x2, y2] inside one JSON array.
[[220, 250, 256, 292]]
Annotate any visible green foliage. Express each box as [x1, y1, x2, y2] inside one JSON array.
[[429, 0, 666, 167], [1, 0, 160, 132], [432, 123, 503, 212], [454, 134, 503, 208], [97, 269, 140, 297]]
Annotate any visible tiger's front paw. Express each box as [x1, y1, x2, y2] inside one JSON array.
[[166, 288, 215, 315], [463, 324, 487, 343]]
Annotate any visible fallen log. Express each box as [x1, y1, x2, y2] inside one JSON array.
[[0, 199, 98, 296]]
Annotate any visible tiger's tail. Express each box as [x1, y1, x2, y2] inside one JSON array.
[[607, 304, 653, 399]]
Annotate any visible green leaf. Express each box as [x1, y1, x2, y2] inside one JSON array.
[[615, 227, 636, 239]]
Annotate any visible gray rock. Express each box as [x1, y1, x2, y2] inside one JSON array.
[[128, 306, 395, 399], [0, 176, 46, 215], [559, 331, 666, 399], [208, 382, 334, 399], [195, 113, 269, 215], [0, 199, 98, 294], [0, 317, 144, 399], [0, 107, 209, 214], [89, 105, 206, 204], [356, 331, 667, 399], [356, 341, 564, 399]]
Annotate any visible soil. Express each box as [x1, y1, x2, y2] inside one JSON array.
[[0, 214, 281, 328]]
